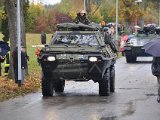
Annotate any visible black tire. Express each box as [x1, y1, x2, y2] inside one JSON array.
[[55, 80, 65, 92], [42, 76, 54, 96], [110, 65, 115, 92], [99, 68, 110, 96], [126, 56, 136, 63]]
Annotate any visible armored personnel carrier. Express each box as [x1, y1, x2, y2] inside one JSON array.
[[123, 29, 158, 63], [38, 23, 117, 96]]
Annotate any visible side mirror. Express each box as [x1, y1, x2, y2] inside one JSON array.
[[41, 33, 46, 44]]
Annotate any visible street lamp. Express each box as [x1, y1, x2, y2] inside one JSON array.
[[17, 0, 22, 86], [84, 0, 86, 12], [135, 0, 142, 29], [115, 0, 118, 41], [158, 2, 160, 26]]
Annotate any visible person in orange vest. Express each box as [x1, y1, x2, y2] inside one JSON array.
[[35, 47, 41, 57], [35, 47, 41, 64], [101, 20, 106, 27]]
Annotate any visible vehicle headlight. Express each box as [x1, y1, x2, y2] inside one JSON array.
[[47, 56, 56, 61], [89, 57, 98, 62]]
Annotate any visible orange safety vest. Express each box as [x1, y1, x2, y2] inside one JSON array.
[[35, 48, 40, 57], [101, 21, 106, 27]]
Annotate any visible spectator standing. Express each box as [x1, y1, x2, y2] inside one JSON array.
[[103, 27, 119, 53], [12, 46, 29, 84], [110, 25, 115, 35], [119, 33, 128, 52], [151, 57, 160, 84]]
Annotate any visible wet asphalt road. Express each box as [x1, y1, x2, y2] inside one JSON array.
[[0, 57, 160, 120]]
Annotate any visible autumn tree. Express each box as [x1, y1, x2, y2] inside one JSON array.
[[142, 0, 160, 24], [1, 7, 9, 42], [58, 0, 72, 15], [35, 15, 47, 33], [100, 0, 115, 23], [90, 4, 103, 23], [107, 0, 144, 27], [55, 11, 72, 24], [69, 0, 84, 19], [25, 2, 44, 32]]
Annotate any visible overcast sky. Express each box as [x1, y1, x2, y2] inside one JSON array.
[[30, 0, 61, 5]]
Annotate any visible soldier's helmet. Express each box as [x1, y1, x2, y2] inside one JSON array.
[[80, 10, 86, 14]]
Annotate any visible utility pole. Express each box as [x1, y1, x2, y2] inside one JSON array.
[[116, 0, 118, 41], [159, 2, 160, 25], [17, 0, 22, 86], [84, 0, 86, 12]]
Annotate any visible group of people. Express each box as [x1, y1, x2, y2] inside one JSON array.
[[0, 39, 29, 85]]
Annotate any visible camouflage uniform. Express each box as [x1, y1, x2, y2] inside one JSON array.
[[74, 11, 90, 25]]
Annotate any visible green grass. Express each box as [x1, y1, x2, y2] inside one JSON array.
[[26, 33, 52, 73], [0, 33, 53, 73], [0, 32, 53, 74]]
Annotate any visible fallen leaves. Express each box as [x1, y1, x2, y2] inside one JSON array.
[[0, 72, 41, 102]]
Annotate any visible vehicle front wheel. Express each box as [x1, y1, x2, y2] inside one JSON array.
[[99, 68, 110, 96], [110, 65, 115, 92], [42, 76, 54, 96], [126, 55, 136, 63]]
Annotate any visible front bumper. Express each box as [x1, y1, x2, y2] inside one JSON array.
[[40, 59, 113, 80]]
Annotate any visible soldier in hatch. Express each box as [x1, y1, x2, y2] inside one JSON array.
[[74, 10, 90, 25]]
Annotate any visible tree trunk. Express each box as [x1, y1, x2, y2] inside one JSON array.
[[5, 0, 27, 79], [5, 0, 17, 79]]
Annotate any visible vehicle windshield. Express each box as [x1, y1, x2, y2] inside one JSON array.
[[50, 33, 99, 46]]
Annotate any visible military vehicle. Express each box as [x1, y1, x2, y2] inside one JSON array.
[[38, 23, 117, 96], [123, 30, 158, 63]]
